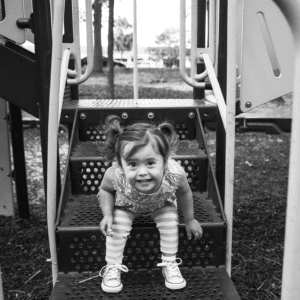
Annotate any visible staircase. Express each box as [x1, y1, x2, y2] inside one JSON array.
[[50, 98, 240, 299]]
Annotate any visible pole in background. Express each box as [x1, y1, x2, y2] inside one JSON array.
[[133, 0, 138, 100], [0, 265, 4, 300]]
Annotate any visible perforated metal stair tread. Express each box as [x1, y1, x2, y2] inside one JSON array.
[[58, 193, 223, 229], [71, 140, 207, 159], [50, 267, 240, 300], [62, 98, 215, 109]]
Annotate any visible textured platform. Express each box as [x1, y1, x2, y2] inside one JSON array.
[[50, 267, 240, 300], [57, 193, 225, 273], [59, 193, 223, 229]]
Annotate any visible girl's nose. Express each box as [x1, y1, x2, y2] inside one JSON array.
[[138, 167, 148, 176]]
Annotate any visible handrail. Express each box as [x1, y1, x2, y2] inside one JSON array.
[[67, 0, 94, 85], [47, 0, 66, 286], [202, 53, 227, 129], [180, 0, 206, 88], [273, 1, 300, 299], [59, 49, 71, 120]]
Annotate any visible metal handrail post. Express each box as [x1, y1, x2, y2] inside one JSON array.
[[0, 265, 4, 300], [180, 0, 206, 88], [272, 1, 300, 299], [224, 0, 237, 276], [67, 0, 94, 85], [133, 0, 138, 99], [47, 0, 66, 286]]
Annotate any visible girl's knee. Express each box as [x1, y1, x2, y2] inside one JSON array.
[[152, 203, 178, 219]]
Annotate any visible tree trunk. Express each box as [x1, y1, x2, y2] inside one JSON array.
[[93, 0, 103, 73], [108, 0, 114, 99]]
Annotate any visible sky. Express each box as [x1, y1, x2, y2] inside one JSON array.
[[80, 0, 191, 49]]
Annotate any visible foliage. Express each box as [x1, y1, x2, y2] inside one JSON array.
[[155, 27, 180, 47], [114, 16, 133, 55]]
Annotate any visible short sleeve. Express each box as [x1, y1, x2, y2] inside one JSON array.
[[164, 159, 186, 191], [98, 166, 116, 193]]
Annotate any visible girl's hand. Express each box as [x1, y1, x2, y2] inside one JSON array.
[[100, 216, 113, 237], [185, 219, 203, 240]]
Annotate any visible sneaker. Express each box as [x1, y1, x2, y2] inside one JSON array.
[[100, 264, 129, 293], [157, 256, 186, 290]]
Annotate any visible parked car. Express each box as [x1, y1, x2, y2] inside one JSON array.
[[81, 56, 126, 67]]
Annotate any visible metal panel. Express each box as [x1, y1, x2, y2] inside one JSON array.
[[0, 98, 14, 217], [239, 0, 294, 112], [0, 44, 38, 118], [0, 0, 26, 44]]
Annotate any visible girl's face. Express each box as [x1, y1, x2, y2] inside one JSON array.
[[120, 141, 165, 194]]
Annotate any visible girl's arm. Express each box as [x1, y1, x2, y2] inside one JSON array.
[[98, 166, 115, 236], [176, 170, 203, 240]]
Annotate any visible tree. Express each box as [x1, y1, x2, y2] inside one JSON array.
[[108, 0, 114, 98], [93, 0, 107, 73], [152, 27, 191, 67], [114, 16, 133, 58], [155, 27, 179, 48]]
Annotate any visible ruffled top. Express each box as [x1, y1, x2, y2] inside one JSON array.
[[112, 158, 184, 214]]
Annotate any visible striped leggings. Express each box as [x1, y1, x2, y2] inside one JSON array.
[[106, 203, 179, 264]]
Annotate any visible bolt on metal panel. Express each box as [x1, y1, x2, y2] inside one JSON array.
[[239, 0, 294, 112], [0, 98, 14, 217]]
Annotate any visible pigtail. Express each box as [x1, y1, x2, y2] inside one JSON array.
[[97, 115, 123, 162], [158, 122, 179, 155]]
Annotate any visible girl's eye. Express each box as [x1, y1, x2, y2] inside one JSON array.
[[148, 161, 155, 166], [129, 162, 136, 167]]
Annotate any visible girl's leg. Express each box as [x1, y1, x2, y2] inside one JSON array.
[[152, 203, 186, 290], [151, 203, 179, 256], [105, 208, 134, 264], [102, 208, 134, 293]]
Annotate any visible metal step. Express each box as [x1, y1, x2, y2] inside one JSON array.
[[50, 267, 240, 300], [69, 140, 208, 195], [57, 193, 225, 273]]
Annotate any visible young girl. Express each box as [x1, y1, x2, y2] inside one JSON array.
[[97, 115, 203, 293]]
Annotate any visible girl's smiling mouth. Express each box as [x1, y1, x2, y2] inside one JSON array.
[[137, 179, 152, 183]]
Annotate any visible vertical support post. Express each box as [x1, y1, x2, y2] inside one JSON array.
[[133, 0, 138, 100], [215, 0, 227, 204], [0, 265, 4, 300], [194, 0, 206, 100], [225, 0, 237, 276], [9, 103, 30, 218], [0, 99, 14, 217], [272, 1, 300, 299], [31, 0, 53, 197]]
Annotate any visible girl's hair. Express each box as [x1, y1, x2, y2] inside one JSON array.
[[98, 115, 179, 166]]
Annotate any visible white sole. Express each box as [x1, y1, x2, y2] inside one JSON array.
[[165, 278, 186, 290], [101, 281, 123, 293]]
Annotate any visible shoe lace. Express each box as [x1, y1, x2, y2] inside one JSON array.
[[100, 264, 129, 280], [78, 264, 128, 284], [157, 258, 183, 278]]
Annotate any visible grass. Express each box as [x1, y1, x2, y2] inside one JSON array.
[[0, 69, 291, 299]]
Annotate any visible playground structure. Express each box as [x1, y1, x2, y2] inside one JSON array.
[[0, 0, 299, 299]]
